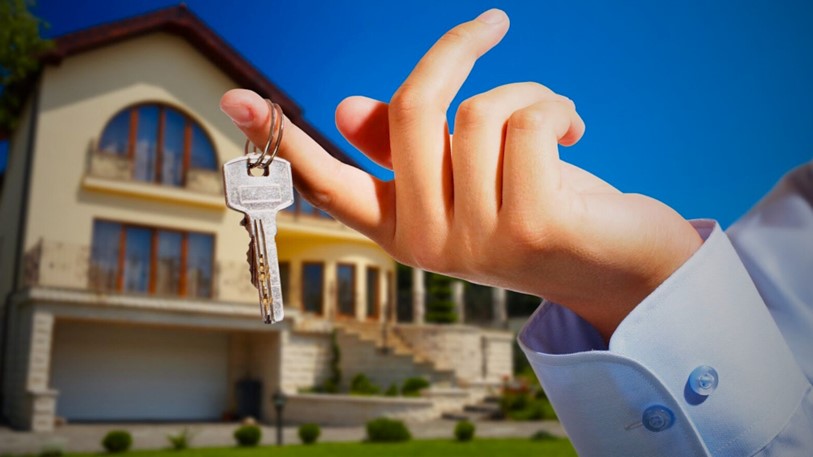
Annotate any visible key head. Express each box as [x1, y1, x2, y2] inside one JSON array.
[[222, 154, 294, 215]]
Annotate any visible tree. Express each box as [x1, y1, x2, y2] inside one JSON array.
[[425, 273, 457, 324], [0, 0, 52, 133]]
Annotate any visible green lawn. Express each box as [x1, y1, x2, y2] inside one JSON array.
[[68, 438, 577, 457]]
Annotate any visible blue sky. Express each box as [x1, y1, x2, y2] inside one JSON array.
[[7, 0, 813, 227]]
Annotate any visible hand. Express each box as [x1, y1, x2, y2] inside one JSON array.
[[220, 9, 702, 340]]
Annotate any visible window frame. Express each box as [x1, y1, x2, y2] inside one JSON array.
[[90, 218, 216, 298], [97, 102, 218, 186]]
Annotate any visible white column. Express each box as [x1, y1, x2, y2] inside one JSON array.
[[452, 280, 465, 324], [412, 268, 425, 324], [491, 287, 507, 328]]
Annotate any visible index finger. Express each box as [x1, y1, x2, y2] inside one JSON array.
[[220, 89, 395, 247]]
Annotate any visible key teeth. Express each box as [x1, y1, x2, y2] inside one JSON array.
[[246, 242, 258, 287]]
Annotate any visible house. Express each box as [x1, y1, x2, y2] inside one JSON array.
[[0, 5, 513, 432]]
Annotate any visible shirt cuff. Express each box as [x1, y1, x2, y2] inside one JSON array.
[[518, 220, 810, 457]]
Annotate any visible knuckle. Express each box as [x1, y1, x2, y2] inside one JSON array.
[[521, 81, 554, 96], [297, 185, 333, 211], [507, 107, 554, 131], [390, 85, 431, 119], [457, 96, 497, 126], [557, 95, 577, 111]]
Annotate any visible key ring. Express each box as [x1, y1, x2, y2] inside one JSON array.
[[244, 99, 285, 168]]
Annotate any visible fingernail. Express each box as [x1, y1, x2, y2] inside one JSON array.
[[220, 103, 253, 127], [476, 8, 506, 25]]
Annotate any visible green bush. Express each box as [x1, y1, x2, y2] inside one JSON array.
[[426, 274, 457, 323], [298, 423, 321, 445], [531, 429, 557, 441], [325, 330, 342, 393], [500, 391, 557, 421], [38, 445, 63, 457], [350, 373, 380, 395], [401, 377, 430, 397], [102, 430, 132, 453], [233, 425, 262, 447], [384, 383, 399, 396], [166, 428, 195, 451], [366, 417, 411, 442], [454, 420, 475, 442]]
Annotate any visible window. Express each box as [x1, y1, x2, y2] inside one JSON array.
[[98, 103, 218, 187], [366, 267, 379, 319], [337, 264, 356, 317], [90, 220, 214, 298], [279, 262, 290, 303], [302, 262, 324, 314]]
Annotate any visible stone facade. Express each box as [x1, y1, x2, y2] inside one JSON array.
[[279, 331, 332, 394], [394, 324, 514, 383]]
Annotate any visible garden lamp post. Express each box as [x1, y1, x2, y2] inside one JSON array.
[[272, 390, 287, 446]]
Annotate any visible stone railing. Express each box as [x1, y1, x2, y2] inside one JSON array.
[[22, 239, 256, 304], [87, 149, 222, 196]]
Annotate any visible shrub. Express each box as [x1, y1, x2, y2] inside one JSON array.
[[366, 417, 411, 442], [531, 429, 556, 441], [500, 391, 557, 421], [426, 273, 457, 323], [298, 423, 321, 445], [454, 420, 475, 442], [350, 373, 380, 395], [38, 444, 63, 457], [167, 428, 195, 451], [102, 430, 132, 453], [401, 377, 430, 397], [384, 383, 399, 397], [233, 425, 262, 447], [325, 330, 341, 393]]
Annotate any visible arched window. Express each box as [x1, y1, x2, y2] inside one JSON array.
[[98, 103, 218, 187]]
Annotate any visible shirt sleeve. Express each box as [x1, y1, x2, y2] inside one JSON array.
[[518, 161, 813, 457]]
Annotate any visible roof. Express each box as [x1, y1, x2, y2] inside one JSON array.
[[39, 4, 356, 166]]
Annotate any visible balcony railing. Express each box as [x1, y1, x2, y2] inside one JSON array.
[[86, 148, 223, 196], [22, 239, 257, 303]]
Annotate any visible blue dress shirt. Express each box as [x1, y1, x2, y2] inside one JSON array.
[[519, 162, 813, 456]]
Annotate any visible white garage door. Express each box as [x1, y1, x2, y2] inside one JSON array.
[[51, 320, 229, 421]]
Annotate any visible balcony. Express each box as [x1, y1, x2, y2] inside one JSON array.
[[22, 239, 257, 307], [82, 146, 225, 209], [86, 149, 223, 197]]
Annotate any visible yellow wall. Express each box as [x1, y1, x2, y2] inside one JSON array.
[[20, 32, 393, 316]]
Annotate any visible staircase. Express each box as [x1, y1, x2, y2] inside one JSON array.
[[333, 320, 457, 388], [441, 395, 502, 422]]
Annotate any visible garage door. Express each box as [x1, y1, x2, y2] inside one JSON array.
[[51, 320, 229, 421]]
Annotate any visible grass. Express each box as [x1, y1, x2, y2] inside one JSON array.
[[64, 438, 577, 457]]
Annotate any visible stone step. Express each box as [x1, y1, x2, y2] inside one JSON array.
[[441, 409, 498, 422], [335, 321, 457, 383], [464, 403, 501, 414]]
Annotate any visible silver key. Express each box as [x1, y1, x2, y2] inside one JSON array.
[[223, 154, 294, 323]]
